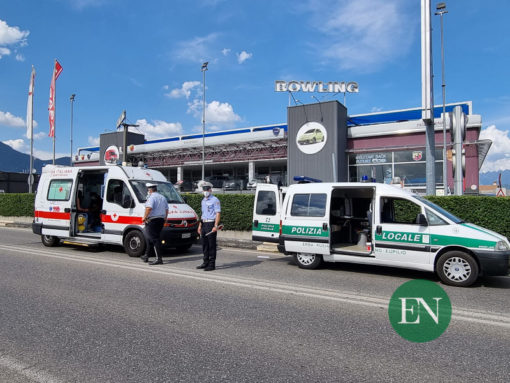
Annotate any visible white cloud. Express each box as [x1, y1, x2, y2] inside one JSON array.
[[0, 110, 25, 128], [15, 53, 25, 61], [0, 19, 29, 45], [0, 47, 10, 58], [135, 119, 183, 139], [302, 0, 414, 71], [33, 149, 68, 161], [2, 138, 66, 160], [222, 48, 231, 56], [166, 81, 201, 99], [2, 139, 26, 151], [188, 99, 241, 129], [88, 136, 100, 146], [237, 50, 252, 64], [32, 132, 46, 140], [174, 33, 219, 63], [479, 125, 510, 172]]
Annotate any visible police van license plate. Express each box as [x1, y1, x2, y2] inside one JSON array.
[[182, 233, 191, 238]]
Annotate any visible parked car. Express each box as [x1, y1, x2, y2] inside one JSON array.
[[246, 179, 262, 190], [222, 179, 244, 191], [174, 180, 196, 192], [297, 128, 324, 145], [205, 175, 231, 188], [247, 178, 264, 190]]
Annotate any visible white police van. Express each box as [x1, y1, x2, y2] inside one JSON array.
[[252, 181, 510, 287], [32, 165, 198, 256]]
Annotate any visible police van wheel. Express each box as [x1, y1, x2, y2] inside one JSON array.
[[41, 235, 59, 247], [123, 230, 146, 257], [294, 253, 323, 269], [436, 251, 479, 287]]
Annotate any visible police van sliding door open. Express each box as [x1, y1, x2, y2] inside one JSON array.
[[329, 187, 374, 256]]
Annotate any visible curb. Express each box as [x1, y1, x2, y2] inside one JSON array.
[[1, 220, 262, 251]]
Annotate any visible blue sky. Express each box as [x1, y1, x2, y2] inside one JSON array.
[[1, 0, 509, 173]]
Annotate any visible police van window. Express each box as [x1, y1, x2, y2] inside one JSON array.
[[256, 190, 277, 216], [47, 179, 72, 201], [425, 208, 448, 226], [381, 197, 421, 224], [291, 193, 327, 217]]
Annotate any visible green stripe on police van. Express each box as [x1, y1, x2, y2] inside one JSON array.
[[376, 230, 497, 249], [252, 222, 279, 233], [282, 225, 329, 237], [430, 234, 496, 249]]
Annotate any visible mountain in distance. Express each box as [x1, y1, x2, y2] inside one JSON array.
[[479, 170, 510, 188], [0, 141, 71, 173]]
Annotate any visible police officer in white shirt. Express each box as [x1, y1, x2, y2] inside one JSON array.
[[141, 183, 169, 265], [197, 182, 221, 271]]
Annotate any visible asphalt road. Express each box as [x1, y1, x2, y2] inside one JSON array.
[[0, 227, 509, 382]]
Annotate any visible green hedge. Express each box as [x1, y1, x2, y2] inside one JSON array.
[[3, 193, 510, 239], [0, 193, 35, 216], [427, 196, 510, 239], [183, 193, 254, 231]]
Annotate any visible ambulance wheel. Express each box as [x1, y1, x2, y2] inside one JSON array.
[[436, 251, 479, 287], [123, 230, 146, 257], [294, 253, 323, 269], [41, 235, 60, 247]]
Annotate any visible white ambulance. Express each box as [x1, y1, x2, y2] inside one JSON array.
[[253, 182, 510, 287], [32, 165, 199, 256]]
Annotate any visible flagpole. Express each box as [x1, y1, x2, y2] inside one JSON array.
[[29, 66, 35, 193], [53, 80, 56, 165]]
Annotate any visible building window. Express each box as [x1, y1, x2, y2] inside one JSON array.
[[348, 149, 444, 186]]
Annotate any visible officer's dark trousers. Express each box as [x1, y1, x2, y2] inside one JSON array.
[[201, 221, 217, 266], [144, 218, 165, 260]]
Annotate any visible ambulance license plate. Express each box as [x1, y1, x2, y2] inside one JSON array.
[[182, 233, 191, 238]]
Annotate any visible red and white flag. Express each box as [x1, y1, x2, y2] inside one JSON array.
[[26, 66, 36, 139], [48, 60, 63, 138]]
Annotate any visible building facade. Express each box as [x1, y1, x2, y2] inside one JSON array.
[[74, 101, 490, 195]]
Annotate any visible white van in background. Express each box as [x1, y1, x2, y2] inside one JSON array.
[[253, 182, 510, 287], [33, 165, 199, 256]]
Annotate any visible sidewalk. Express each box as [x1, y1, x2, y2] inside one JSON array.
[[0, 216, 276, 251]]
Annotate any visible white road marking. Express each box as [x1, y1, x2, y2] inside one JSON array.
[[1, 243, 510, 329], [0, 354, 63, 383]]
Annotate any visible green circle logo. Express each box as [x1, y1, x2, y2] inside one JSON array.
[[388, 279, 452, 343]]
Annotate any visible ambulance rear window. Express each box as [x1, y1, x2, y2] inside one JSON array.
[[47, 179, 72, 201]]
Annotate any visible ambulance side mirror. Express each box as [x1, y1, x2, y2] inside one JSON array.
[[416, 213, 428, 226]]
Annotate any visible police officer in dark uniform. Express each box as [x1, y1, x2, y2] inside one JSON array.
[[197, 182, 221, 271]]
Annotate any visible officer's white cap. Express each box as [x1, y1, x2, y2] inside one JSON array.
[[146, 183, 157, 188]]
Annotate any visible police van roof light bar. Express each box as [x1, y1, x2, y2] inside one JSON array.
[[293, 176, 322, 183]]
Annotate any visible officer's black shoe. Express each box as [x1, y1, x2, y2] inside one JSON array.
[[196, 263, 208, 269], [204, 263, 215, 271], [149, 259, 163, 265], [141, 256, 149, 263]]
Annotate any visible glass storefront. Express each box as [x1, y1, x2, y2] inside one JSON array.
[[348, 149, 444, 186]]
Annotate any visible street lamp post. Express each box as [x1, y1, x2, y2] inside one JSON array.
[[436, 2, 448, 194], [70, 94, 76, 166], [201, 62, 208, 181]]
